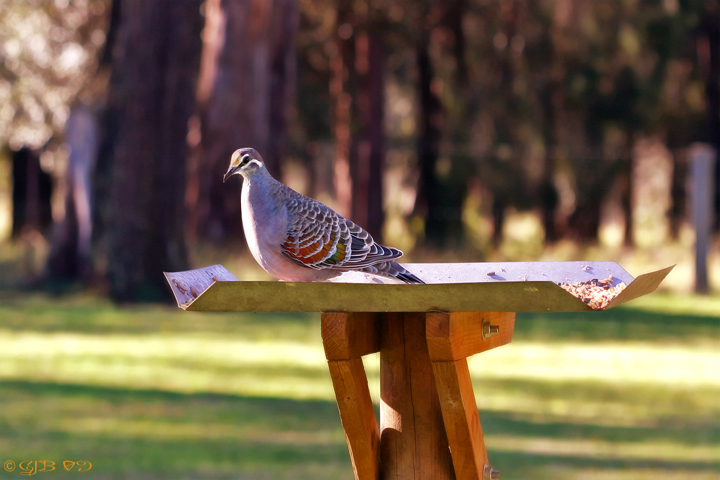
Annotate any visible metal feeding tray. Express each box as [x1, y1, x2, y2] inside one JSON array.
[[164, 261, 674, 313]]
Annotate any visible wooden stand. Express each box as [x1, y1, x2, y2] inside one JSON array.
[[165, 262, 672, 479], [321, 311, 515, 480]]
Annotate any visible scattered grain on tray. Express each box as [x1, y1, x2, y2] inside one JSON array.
[[559, 276, 626, 310]]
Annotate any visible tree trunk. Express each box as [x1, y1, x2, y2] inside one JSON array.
[[414, 1, 468, 248], [11, 147, 52, 239], [186, 0, 299, 243], [415, 33, 443, 247], [47, 105, 99, 281], [329, 1, 355, 220], [328, 2, 387, 238], [696, 3, 720, 230], [351, 24, 385, 239], [538, 68, 560, 242], [104, 0, 202, 301]]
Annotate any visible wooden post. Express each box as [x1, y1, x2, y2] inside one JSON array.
[[380, 313, 455, 480], [321, 311, 514, 480]]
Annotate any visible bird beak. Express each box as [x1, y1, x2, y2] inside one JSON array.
[[223, 166, 240, 183]]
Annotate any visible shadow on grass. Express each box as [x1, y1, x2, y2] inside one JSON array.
[[2, 287, 718, 479], [2, 288, 718, 346], [2, 381, 718, 480], [480, 396, 720, 443], [0, 292, 320, 341], [487, 450, 719, 480], [1, 381, 350, 480], [515, 308, 720, 345]]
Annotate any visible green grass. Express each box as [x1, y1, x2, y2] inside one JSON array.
[[1, 290, 719, 479]]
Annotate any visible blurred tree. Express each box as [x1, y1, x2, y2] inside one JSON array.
[[293, 0, 713, 251], [46, 105, 98, 281], [328, 0, 386, 237], [102, 0, 202, 301], [463, 0, 709, 245], [297, 0, 389, 239], [414, 0, 469, 248], [695, 0, 719, 229], [0, 0, 108, 278], [185, 0, 299, 243], [463, 0, 547, 246], [11, 147, 52, 238], [527, 0, 560, 241], [351, 17, 386, 238], [0, 0, 108, 150], [329, 0, 355, 219]]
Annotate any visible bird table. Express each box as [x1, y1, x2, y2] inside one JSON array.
[[165, 262, 673, 480]]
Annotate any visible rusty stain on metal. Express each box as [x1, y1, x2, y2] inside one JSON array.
[[172, 279, 187, 294]]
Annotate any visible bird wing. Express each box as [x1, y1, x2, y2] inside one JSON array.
[[281, 194, 402, 271]]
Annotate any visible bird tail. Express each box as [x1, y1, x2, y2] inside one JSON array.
[[382, 261, 425, 284]]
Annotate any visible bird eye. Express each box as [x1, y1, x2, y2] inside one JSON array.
[[240, 154, 251, 166]]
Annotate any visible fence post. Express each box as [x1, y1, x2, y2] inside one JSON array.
[[689, 143, 717, 294]]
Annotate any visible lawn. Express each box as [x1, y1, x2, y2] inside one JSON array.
[[0, 289, 718, 479]]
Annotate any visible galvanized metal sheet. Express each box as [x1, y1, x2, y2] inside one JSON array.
[[164, 262, 673, 313]]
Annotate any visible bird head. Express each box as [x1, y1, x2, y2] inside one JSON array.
[[223, 147, 265, 182]]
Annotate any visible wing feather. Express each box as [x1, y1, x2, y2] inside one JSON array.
[[280, 191, 402, 271]]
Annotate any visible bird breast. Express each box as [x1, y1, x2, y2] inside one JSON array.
[[241, 178, 290, 272]]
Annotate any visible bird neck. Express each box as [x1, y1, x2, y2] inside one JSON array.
[[242, 170, 286, 225], [243, 166, 274, 186], [243, 168, 285, 206]]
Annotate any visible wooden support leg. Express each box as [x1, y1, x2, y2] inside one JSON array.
[[322, 313, 381, 480], [427, 311, 515, 480], [327, 358, 379, 480], [379, 313, 455, 480], [431, 359, 487, 480]]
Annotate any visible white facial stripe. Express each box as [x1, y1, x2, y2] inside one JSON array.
[[243, 158, 263, 169]]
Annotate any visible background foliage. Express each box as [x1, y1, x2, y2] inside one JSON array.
[[0, 0, 717, 298], [0, 1, 718, 479]]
